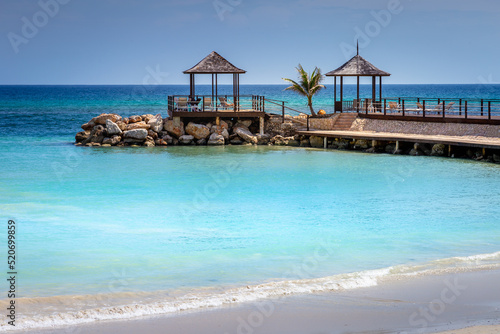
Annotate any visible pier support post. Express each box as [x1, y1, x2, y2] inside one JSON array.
[[395, 141, 400, 154], [448, 145, 452, 157], [216, 117, 220, 126], [259, 117, 264, 135], [324, 137, 327, 149]]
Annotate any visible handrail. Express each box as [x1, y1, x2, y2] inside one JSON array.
[[349, 97, 500, 122], [168, 94, 499, 126], [384, 97, 500, 102], [264, 97, 288, 103], [263, 97, 311, 130], [263, 98, 309, 116]]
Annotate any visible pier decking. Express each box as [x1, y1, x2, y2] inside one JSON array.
[[297, 129, 500, 150]]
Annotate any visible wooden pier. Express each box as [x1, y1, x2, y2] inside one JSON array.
[[297, 129, 500, 150]]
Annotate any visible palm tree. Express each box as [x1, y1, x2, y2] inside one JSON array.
[[282, 64, 326, 116]]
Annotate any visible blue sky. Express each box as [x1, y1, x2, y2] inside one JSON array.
[[1, 0, 499, 84]]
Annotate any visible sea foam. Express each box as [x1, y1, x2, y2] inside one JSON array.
[[2, 251, 499, 332]]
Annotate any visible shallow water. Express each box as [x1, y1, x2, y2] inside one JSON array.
[[2, 146, 500, 294]]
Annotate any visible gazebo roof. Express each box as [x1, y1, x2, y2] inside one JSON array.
[[325, 55, 390, 77], [183, 51, 246, 74]]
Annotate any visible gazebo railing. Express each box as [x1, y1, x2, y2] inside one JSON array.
[[379, 97, 500, 119], [168, 95, 265, 113], [332, 97, 500, 121]]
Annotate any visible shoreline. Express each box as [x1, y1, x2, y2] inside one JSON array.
[[9, 252, 500, 333], [21, 268, 500, 334]]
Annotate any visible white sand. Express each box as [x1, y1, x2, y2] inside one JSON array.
[[23, 269, 500, 334], [436, 325, 500, 333]]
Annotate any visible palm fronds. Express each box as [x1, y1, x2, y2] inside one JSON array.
[[282, 64, 325, 116]]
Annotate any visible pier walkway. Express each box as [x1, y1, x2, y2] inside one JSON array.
[[297, 130, 500, 150]]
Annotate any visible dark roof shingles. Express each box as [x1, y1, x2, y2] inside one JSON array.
[[184, 51, 246, 74], [325, 55, 390, 76]]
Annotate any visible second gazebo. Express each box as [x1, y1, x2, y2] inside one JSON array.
[[326, 50, 390, 112]]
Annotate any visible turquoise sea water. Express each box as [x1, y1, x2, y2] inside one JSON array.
[[0, 85, 500, 330]]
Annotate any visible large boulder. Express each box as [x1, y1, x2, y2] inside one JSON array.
[[143, 136, 156, 147], [353, 139, 370, 150], [336, 139, 350, 150], [256, 134, 271, 145], [102, 135, 122, 146], [123, 138, 144, 145], [147, 114, 163, 133], [116, 121, 127, 131], [385, 143, 396, 154], [234, 127, 257, 144], [299, 138, 310, 147], [431, 144, 446, 156], [92, 113, 122, 125], [229, 134, 243, 145], [128, 115, 142, 124], [82, 125, 105, 145], [230, 138, 243, 145], [147, 130, 158, 140], [186, 122, 210, 140], [211, 125, 229, 140], [123, 129, 148, 140], [219, 120, 229, 130], [271, 135, 289, 146], [234, 120, 252, 129], [164, 120, 185, 138], [106, 119, 122, 136], [179, 135, 194, 145], [110, 135, 122, 146], [155, 138, 168, 146], [81, 122, 95, 131], [208, 133, 225, 145], [141, 114, 155, 123], [126, 121, 150, 131], [75, 131, 90, 143], [161, 134, 173, 144], [309, 136, 324, 148], [220, 128, 229, 140], [209, 121, 229, 132], [410, 143, 430, 156]]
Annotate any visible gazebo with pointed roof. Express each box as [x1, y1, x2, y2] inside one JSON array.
[[326, 47, 390, 112], [184, 51, 246, 111]]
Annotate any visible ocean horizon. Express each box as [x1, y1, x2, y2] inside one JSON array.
[[1, 84, 500, 331]]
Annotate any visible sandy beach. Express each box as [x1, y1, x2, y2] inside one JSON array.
[[436, 325, 500, 333], [25, 268, 500, 334]]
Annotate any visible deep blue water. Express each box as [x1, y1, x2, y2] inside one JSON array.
[[1, 84, 499, 139]]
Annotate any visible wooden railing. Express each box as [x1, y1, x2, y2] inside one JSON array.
[[331, 97, 500, 124], [378, 98, 500, 120], [168, 95, 265, 113]]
